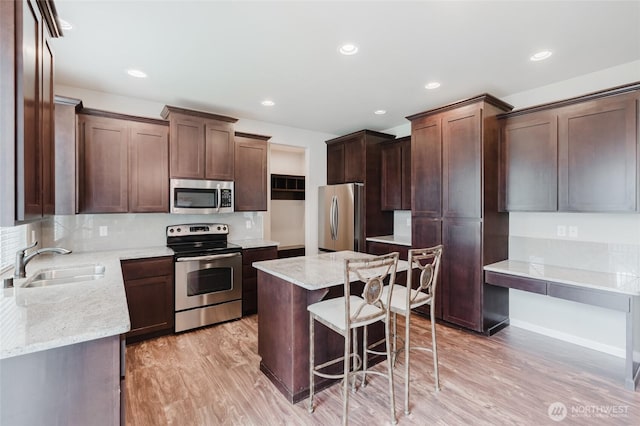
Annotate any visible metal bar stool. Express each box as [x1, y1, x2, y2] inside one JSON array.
[[383, 245, 443, 415], [307, 252, 399, 425]]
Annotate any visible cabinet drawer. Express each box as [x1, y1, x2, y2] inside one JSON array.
[[121, 256, 173, 280], [485, 271, 547, 295], [242, 246, 278, 264], [547, 283, 630, 312]]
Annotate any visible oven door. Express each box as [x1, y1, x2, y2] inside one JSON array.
[[175, 252, 242, 311]]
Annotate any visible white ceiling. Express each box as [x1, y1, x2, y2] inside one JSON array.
[[51, 1, 640, 136]]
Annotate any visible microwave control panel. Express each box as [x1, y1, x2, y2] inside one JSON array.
[[220, 189, 233, 208]]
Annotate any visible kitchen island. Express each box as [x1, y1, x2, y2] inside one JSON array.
[[252, 250, 408, 403]]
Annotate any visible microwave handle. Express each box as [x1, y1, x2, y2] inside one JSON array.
[[216, 184, 221, 214]]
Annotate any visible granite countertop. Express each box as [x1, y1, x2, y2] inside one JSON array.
[[0, 246, 173, 360], [366, 235, 411, 247], [484, 260, 640, 296], [232, 239, 279, 249], [253, 250, 409, 291]]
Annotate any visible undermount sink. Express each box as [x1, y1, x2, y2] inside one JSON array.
[[24, 264, 106, 288]]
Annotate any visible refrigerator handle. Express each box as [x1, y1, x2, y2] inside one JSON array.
[[330, 195, 337, 240], [332, 195, 339, 240]]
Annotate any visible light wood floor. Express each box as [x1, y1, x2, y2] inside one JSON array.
[[125, 315, 640, 425]]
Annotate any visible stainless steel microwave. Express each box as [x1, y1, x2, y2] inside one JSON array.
[[170, 179, 234, 214]]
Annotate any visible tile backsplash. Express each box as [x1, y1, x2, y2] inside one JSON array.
[[42, 212, 264, 252]]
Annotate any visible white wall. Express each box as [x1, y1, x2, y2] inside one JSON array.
[[501, 60, 640, 357], [54, 84, 335, 253]]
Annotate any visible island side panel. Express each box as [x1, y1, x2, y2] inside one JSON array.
[[258, 270, 345, 402]]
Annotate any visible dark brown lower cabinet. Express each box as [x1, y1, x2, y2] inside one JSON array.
[[121, 256, 174, 343], [242, 246, 278, 315]]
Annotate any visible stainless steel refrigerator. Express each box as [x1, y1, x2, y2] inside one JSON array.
[[318, 183, 364, 252]]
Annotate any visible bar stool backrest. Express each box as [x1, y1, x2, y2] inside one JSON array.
[[408, 245, 443, 305]]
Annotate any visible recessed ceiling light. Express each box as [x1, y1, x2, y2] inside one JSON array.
[[59, 19, 73, 30], [339, 43, 358, 56], [530, 50, 552, 61], [261, 100, 275, 107], [425, 82, 441, 90], [126, 69, 147, 78], [374, 110, 386, 115]]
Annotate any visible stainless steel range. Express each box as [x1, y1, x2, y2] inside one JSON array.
[[167, 223, 242, 332]]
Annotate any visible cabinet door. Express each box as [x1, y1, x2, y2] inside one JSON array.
[[412, 118, 442, 217], [242, 246, 277, 316], [78, 115, 128, 213], [443, 105, 482, 218], [41, 38, 55, 216], [441, 219, 482, 331], [381, 142, 402, 210], [401, 139, 411, 210], [235, 136, 268, 211], [558, 94, 637, 212], [121, 257, 174, 340], [344, 136, 365, 183], [204, 120, 234, 180], [169, 114, 205, 179], [327, 142, 345, 184], [129, 123, 169, 212], [19, 0, 43, 221], [502, 112, 558, 211]]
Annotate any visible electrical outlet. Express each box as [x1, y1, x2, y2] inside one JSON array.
[[99, 226, 108, 237], [245, 220, 252, 229], [31, 230, 36, 243], [569, 226, 578, 238], [556, 225, 566, 237], [405, 218, 411, 227]]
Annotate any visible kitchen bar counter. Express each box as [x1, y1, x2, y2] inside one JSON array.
[[253, 251, 408, 402], [232, 238, 279, 249], [0, 246, 173, 359], [365, 235, 412, 247], [484, 260, 640, 390]]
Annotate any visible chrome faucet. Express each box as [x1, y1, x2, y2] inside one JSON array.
[[14, 241, 72, 279]]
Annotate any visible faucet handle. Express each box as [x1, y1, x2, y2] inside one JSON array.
[[18, 241, 38, 254]]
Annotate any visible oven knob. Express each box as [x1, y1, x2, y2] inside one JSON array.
[[169, 229, 174, 233], [217, 226, 221, 231], [176, 228, 181, 233], [223, 226, 227, 231]]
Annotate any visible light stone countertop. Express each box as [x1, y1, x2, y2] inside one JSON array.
[[366, 235, 412, 247], [252, 250, 409, 291], [484, 260, 640, 296], [0, 246, 173, 360], [232, 239, 279, 249]]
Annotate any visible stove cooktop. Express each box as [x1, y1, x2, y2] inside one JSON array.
[[166, 223, 241, 257]]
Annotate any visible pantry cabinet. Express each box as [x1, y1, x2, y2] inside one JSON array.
[[499, 82, 640, 213], [0, 0, 62, 225], [408, 94, 512, 333], [161, 105, 237, 181]]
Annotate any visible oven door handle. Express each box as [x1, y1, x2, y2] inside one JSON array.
[[176, 252, 241, 262]]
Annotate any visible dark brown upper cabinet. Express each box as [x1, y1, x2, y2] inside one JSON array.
[[326, 130, 395, 185], [558, 93, 637, 212], [0, 0, 62, 226], [234, 132, 270, 212], [500, 111, 558, 211], [129, 122, 170, 213], [326, 130, 396, 240], [77, 110, 169, 214], [161, 105, 237, 181], [408, 94, 513, 333], [381, 136, 411, 211], [499, 82, 640, 213]]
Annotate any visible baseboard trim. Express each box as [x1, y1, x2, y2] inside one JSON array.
[[509, 319, 626, 359]]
